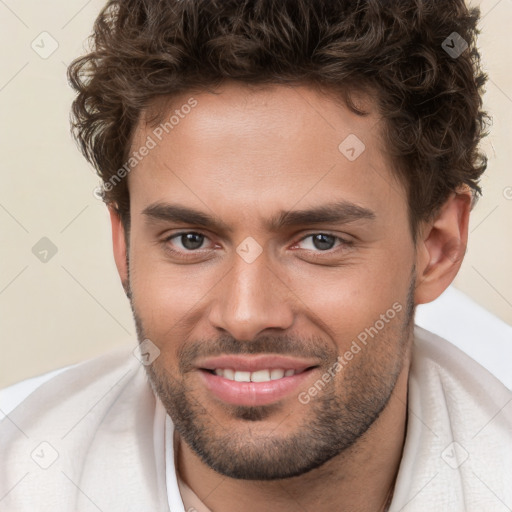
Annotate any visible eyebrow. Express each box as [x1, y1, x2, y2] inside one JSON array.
[[142, 200, 376, 233]]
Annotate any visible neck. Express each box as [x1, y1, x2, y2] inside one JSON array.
[[175, 354, 410, 512]]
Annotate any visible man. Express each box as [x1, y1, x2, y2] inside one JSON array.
[[1, 0, 511, 511]]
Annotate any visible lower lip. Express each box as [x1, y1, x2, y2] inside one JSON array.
[[198, 368, 317, 406]]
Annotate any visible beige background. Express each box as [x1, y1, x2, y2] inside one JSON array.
[[1, 0, 511, 388]]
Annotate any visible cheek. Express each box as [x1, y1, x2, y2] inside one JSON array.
[[130, 245, 219, 357], [288, 257, 409, 346], [130, 265, 206, 337]]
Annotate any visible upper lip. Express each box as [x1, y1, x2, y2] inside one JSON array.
[[197, 355, 319, 373]]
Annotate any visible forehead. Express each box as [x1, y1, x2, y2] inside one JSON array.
[[128, 81, 407, 233]]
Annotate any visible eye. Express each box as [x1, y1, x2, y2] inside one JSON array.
[[295, 233, 351, 252], [165, 232, 211, 252]]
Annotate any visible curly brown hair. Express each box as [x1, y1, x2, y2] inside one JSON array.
[[68, 0, 489, 243]]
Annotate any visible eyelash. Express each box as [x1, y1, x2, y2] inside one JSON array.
[[161, 231, 354, 260]]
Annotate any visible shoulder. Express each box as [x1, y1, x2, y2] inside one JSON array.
[[1, 364, 81, 416], [0, 346, 165, 511], [410, 325, 512, 475], [414, 284, 512, 389], [390, 326, 512, 510], [411, 324, 512, 415], [0, 345, 144, 427]]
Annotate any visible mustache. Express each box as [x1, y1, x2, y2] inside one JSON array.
[[176, 333, 334, 374]]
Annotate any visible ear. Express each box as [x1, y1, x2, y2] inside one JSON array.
[[108, 206, 129, 294], [414, 188, 472, 305]]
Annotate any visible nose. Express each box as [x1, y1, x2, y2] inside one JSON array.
[[208, 250, 295, 341]]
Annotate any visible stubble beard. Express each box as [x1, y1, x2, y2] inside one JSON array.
[[128, 268, 416, 481]]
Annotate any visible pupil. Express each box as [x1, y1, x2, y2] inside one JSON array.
[[313, 234, 335, 251], [182, 233, 203, 250]]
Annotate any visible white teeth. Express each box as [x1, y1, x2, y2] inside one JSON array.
[[234, 371, 251, 382], [212, 368, 298, 382], [251, 369, 271, 382], [223, 368, 235, 380], [270, 369, 285, 380]]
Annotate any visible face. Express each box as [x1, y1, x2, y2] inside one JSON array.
[[120, 82, 418, 480]]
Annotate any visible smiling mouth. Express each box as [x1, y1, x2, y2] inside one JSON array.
[[198, 366, 320, 407], [201, 366, 318, 382]]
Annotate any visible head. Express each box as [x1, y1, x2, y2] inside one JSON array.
[[68, 0, 488, 480]]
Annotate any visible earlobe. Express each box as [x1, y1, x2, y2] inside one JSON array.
[[414, 190, 472, 305], [108, 206, 129, 294]]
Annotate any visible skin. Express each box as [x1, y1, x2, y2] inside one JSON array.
[[109, 81, 472, 512]]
